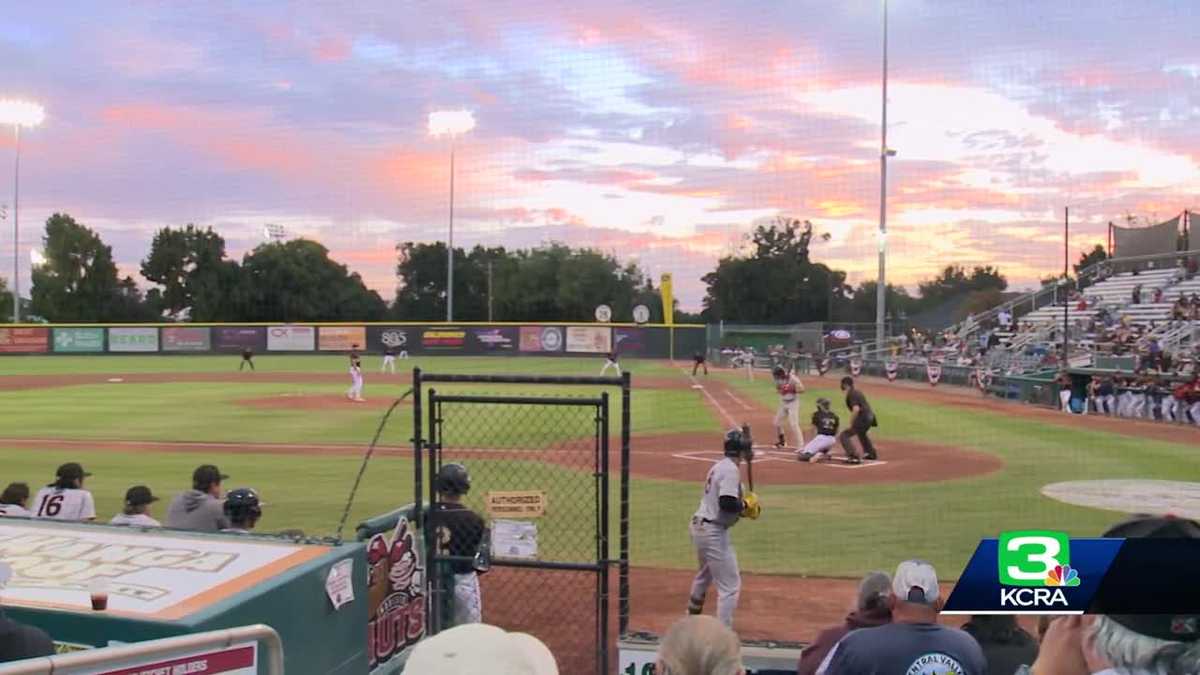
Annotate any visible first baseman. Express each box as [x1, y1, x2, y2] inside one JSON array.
[[347, 349, 365, 402], [687, 428, 759, 628], [798, 398, 839, 463], [772, 366, 805, 449]]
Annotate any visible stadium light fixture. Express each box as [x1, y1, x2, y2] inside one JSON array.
[[0, 98, 45, 323], [428, 109, 476, 322]]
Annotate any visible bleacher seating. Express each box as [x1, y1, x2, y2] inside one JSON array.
[[1019, 269, 1179, 329]]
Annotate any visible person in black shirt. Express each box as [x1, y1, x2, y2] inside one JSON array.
[[798, 398, 839, 463], [430, 463, 488, 626], [838, 377, 878, 463], [692, 351, 708, 376], [0, 563, 54, 663], [239, 347, 254, 371]]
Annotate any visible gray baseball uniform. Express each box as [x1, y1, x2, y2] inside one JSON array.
[[687, 457, 742, 627]]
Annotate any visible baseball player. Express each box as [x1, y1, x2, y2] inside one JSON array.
[[430, 463, 488, 626], [772, 366, 805, 449], [692, 351, 708, 376], [109, 486, 162, 527], [221, 488, 264, 533], [0, 482, 31, 517], [798, 398, 839, 463], [687, 428, 759, 628], [347, 351, 365, 402], [839, 377, 879, 463], [33, 463, 96, 522], [381, 345, 398, 374], [1055, 371, 1073, 414], [600, 349, 621, 376], [239, 347, 255, 371]]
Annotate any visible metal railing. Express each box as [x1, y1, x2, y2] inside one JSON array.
[[0, 624, 283, 675]]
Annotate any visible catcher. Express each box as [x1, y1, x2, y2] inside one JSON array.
[[798, 398, 839, 463], [686, 426, 761, 628]]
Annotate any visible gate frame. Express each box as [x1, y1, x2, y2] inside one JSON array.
[[411, 368, 632, 673]]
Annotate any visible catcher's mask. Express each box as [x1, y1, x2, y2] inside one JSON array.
[[817, 397, 831, 410]]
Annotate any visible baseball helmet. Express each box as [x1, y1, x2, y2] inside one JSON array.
[[817, 397, 831, 410], [723, 428, 752, 458], [773, 366, 786, 379], [435, 463, 471, 496], [223, 488, 263, 522], [840, 376, 855, 389]]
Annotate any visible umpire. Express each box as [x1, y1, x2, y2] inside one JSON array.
[[839, 377, 879, 463]]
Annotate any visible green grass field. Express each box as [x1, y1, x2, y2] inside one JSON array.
[[1, 354, 1196, 580]]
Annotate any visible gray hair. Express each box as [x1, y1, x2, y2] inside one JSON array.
[[656, 616, 742, 675], [1091, 615, 1200, 675], [857, 571, 891, 611]]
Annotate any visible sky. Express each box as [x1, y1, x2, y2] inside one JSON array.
[[2, 1, 1199, 310]]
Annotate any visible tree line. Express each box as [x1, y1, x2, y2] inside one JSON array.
[[6, 211, 1054, 325]]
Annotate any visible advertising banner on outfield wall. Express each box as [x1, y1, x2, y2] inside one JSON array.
[[519, 326, 563, 353], [470, 327, 516, 351], [613, 327, 645, 355], [367, 326, 412, 354], [566, 326, 612, 353], [267, 325, 315, 351], [0, 327, 50, 353], [52, 327, 105, 353], [421, 327, 466, 350], [162, 326, 211, 352], [214, 327, 265, 352], [108, 327, 159, 352], [319, 326, 366, 351]]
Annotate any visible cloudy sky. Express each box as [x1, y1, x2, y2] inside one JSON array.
[[3, 1, 1199, 309]]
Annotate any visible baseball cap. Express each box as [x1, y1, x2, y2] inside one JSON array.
[[1102, 515, 1200, 643], [892, 559, 940, 605], [53, 462, 92, 485], [124, 485, 159, 507], [192, 464, 229, 488], [401, 623, 557, 675]]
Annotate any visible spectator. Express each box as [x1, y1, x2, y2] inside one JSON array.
[[0, 484, 31, 517], [32, 463, 95, 522], [1152, 287, 1164, 304], [798, 572, 893, 675], [658, 615, 744, 675], [165, 464, 231, 532], [109, 486, 161, 527], [0, 563, 55, 664], [1027, 515, 1200, 675], [1132, 285, 1142, 305], [962, 614, 1038, 674], [1076, 295, 1088, 311], [402, 623, 557, 675], [1188, 256, 1199, 279], [817, 560, 986, 674], [221, 488, 263, 534]]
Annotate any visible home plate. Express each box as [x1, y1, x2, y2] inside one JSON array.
[[106, 378, 124, 383], [825, 459, 889, 470], [691, 385, 704, 389]]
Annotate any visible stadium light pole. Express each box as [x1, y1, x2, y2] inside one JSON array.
[[0, 99, 45, 323], [428, 110, 476, 323], [875, 0, 893, 348]]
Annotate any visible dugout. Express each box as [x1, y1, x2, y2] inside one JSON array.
[[0, 519, 368, 674]]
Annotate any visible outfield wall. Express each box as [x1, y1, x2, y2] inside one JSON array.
[[0, 323, 706, 359]]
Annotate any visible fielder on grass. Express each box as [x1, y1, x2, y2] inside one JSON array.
[[347, 348, 365, 402], [772, 366, 806, 449], [600, 349, 621, 376]]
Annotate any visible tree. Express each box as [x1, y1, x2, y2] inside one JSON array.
[[915, 265, 1007, 311], [140, 225, 237, 321], [240, 239, 386, 321], [844, 281, 914, 324], [1074, 244, 1108, 275], [30, 213, 152, 321]]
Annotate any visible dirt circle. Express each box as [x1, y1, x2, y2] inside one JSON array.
[[630, 432, 1003, 485], [237, 394, 408, 410]]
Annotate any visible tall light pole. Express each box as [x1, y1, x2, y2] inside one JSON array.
[[428, 110, 476, 322], [0, 99, 44, 323], [875, 0, 892, 347]]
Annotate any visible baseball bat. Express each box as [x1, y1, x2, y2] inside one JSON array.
[[741, 422, 755, 491]]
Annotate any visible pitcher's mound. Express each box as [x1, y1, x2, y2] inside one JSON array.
[[237, 394, 404, 410]]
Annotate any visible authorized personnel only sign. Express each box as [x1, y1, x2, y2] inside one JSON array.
[[485, 491, 546, 518]]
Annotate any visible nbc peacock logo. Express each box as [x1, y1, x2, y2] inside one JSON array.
[[1045, 564, 1081, 587]]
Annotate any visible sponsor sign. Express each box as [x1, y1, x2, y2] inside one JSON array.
[[325, 558, 355, 611], [566, 326, 612, 354], [213, 327, 264, 351], [613, 327, 645, 355], [519, 326, 563, 353], [0, 521, 328, 619], [0, 327, 49, 353], [378, 328, 408, 350], [268, 325, 315, 352], [107, 327, 159, 353], [421, 328, 465, 350], [486, 491, 546, 519], [161, 326, 211, 352], [365, 517, 425, 670], [319, 326, 366, 351], [94, 643, 258, 675], [470, 327, 515, 351], [52, 327, 104, 353]]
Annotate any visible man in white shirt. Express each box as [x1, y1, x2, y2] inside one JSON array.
[[109, 486, 162, 527], [32, 463, 96, 522], [0, 483, 31, 517], [686, 428, 759, 628]]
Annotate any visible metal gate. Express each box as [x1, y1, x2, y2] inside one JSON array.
[[413, 370, 630, 675]]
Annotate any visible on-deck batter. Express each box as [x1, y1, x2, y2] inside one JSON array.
[[772, 366, 805, 449]]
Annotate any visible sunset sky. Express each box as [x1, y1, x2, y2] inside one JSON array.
[[3, 1, 1199, 309]]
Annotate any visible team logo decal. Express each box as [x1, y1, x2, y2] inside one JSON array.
[[927, 361, 943, 386], [885, 361, 899, 381]]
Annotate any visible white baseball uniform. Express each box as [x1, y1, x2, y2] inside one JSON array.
[[453, 573, 483, 625], [109, 513, 162, 527], [348, 358, 365, 401], [381, 353, 397, 374], [688, 457, 742, 628], [774, 373, 805, 447], [32, 487, 96, 521], [0, 504, 31, 517]]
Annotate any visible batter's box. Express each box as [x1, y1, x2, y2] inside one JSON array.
[[823, 458, 889, 470], [672, 450, 796, 464]]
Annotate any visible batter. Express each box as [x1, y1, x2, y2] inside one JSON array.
[[772, 366, 806, 449]]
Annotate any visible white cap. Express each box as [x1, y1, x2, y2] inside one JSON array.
[[892, 560, 939, 605], [401, 624, 558, 675]]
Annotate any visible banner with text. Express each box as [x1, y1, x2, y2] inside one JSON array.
[[214, 327, 265, 352], [268, 325, 316, 351], [566, 326, 612, 354], [108, 327, 159, 353], [519, 326, 564, 353], [421, 327, 466, 351], [0, 327, 49, 353], [162, 326, 211, 352], [613, 327, 646, 355], [470, 327, 517, 352], [95, 643, 258, 675], [367, 326, 412, 354], [52, 327, 105, 353], [319, 326, 366, 351]]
